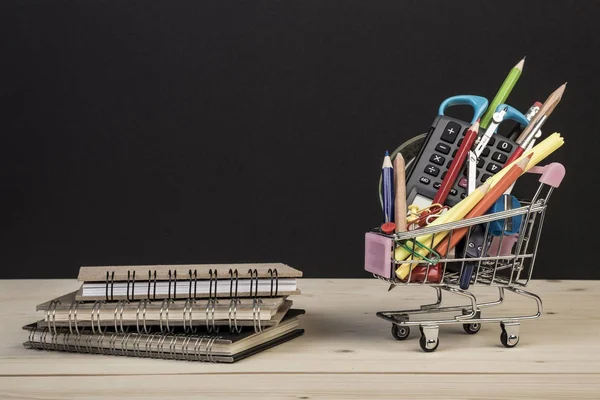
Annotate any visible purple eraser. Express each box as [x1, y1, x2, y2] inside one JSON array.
[[364, 232, 393, 278]]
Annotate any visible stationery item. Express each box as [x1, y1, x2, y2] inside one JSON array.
[[394, 182, 490, 280], [432, 121, 480, 206], [507, 102, 542, 141], [458, 224, 494, 289], [23, 309, 305, 364], [77, 263, 302, 301], [479, 57, 526, 130], [434, 156, 530, 256], [466, 151, 477, 194], [474, 107, 508, 157], [403, 98, 522, 209], [488, 195, 522, 236], [507, 83, 567, 166], [36, 290, 293, 330], [394, 153, 408, 232], [381, 151, 395, 233], [485, 132, 564, 188]]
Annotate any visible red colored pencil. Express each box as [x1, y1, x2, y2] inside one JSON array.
[[432, 121, 479, 205]]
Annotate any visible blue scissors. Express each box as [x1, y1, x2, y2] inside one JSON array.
[[438, 95, 488, 124], [438, 95, 529, 127]]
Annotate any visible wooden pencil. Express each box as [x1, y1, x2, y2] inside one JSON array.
[[434, 155, 531, 257], [515, 83, 567, 144], [393, 154, 407, 232]]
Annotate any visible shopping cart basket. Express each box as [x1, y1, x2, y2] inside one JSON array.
[[364, 150, 566, 352]]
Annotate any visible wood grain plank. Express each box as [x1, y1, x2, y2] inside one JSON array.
[[1, 374, 599, 399], [1, 279, 599, 377]]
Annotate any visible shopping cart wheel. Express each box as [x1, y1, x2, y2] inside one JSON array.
[[500, 322, 520, 348], [391, 324, 410, 340], [419, 325, 439, 352], [463, 323, 481, 334]]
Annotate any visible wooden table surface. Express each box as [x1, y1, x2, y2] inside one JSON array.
[[1, 278, 599, 399]]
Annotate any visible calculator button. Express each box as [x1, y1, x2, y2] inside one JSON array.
[[486, 163, 501, 174], [452, 149, 458, 157], [419, 177, 431, 185], [458, 177, 468, 188], [441, 171, 446, 180], [488, 136, 496, 146], [498, 141, 513, 152], [441, 121, 461, 143], [433, 182, 441, 189], [491, 151, 508, 163], [457, 138, 463, 147], [424, 165, 440, 177], [447, 160, 453, 168], [477, 158, 484, 167], [481, 173, 491, 183], [482, 148, 490, 157], [449, 188, 458, 196], [435, 143, 451, 155], [461, 193, 467, 199], [430, 154, 445, 165]]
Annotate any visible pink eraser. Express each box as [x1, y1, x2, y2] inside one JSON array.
[[364, 232, 393, 278]]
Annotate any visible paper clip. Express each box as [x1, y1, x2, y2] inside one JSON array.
[[395, 238, 441, 265], [406, 204, 449, 228]]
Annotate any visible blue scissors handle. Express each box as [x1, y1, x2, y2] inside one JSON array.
[[438, 95, 488, 124], [495, 103, 529, 127]]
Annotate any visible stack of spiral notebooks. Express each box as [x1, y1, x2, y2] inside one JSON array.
[[22, 263, 305, 363]]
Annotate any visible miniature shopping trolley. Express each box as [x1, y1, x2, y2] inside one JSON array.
[[364, 157, 566, 352]]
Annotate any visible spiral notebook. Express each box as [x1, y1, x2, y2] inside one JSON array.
[[23, 309, 305, 363], [77, 263, 303, 301], [36, 290, 293, 330]]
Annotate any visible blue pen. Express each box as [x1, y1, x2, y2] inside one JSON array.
[[382, 151, 394, 227]]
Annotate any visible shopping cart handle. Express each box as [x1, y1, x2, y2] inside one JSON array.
[[527, 162, 566, 188]]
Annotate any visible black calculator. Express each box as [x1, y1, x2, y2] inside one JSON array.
[[405, 115, 520, 208]]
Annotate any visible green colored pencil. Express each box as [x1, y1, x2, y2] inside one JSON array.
[[480, 57, 525, 129]]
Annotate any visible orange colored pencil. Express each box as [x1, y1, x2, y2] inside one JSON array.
[[434, 155, 531, 256]]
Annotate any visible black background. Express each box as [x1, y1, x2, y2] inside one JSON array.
[[1, 0, 597, 279]]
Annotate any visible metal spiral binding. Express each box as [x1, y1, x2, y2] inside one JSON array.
[[228, 269, 242, 334], [46, 300, 61, 335], [169, 334, 179, 360], [108, 333, 118, 356], [189, 269, 198, 299], [132, 334, 142, 358], [145, 333, 157, 358], [268, 268, 279, 297], [105, 271, 115, 301], [206, 336, 218, 363], [159, 298, 175, 333], [147, 270, 157, 300], [183, 298, 197, 333], [168, 270, 177, 300], [206, 269, 219, 333], [249, 268, 263, 333], [90, 301, 107, 335], [126, 270, 136, 301], [68, 300, 81, 335], [156, 333, 168, 359], [136, 299, 151, 334], [114, 300, 130, 334]]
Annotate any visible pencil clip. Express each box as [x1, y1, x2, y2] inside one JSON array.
[[105, 271, 115, 301]]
